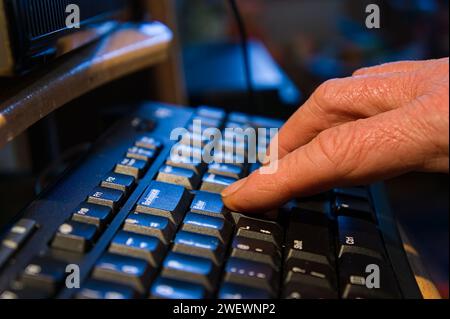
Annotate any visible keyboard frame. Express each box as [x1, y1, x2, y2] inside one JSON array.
[[0, 102, 423, 299]]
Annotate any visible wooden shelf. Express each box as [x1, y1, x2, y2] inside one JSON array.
[[0, 22, 173, 149], [399, 226, 442, 299]]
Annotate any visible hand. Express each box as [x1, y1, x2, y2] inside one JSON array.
[[222, 58, 449, 213]]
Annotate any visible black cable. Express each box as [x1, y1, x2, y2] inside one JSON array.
[[228, 0, 256, 108]]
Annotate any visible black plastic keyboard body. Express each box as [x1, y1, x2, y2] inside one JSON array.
[[0, 102, 422, 299]]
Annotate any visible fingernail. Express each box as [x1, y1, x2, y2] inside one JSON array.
[[221, 178, 248, 198]]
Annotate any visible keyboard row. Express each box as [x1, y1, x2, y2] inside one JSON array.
[[83, 187, 400, 299], [0, 106, 401, 299]]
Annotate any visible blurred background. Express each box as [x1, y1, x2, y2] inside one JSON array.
[[176, 0, 448, 96], [0, 0, 448, 297]]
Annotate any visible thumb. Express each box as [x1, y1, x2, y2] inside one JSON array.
[[221, 106, 432, 213]]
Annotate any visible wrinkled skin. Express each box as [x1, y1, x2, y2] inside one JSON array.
[[222, 58, 449, 213]]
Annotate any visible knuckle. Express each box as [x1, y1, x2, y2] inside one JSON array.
[[314, 127, 350, 171], [410, 95, 449, 155], [377, 120, 423, 169], [404, 71, 427, 97], [315, 78, 341, 102], [311, 78, 343, 114], [313, 123, 370, 177]]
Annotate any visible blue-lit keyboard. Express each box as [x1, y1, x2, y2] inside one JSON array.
[[0, 102, 422, 299]]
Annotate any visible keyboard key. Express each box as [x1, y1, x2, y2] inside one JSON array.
[[223, 257, 277, 296], [294, 195, 331, 214], [166, 155, 206, 175], [193, 115, 223, 127], [334, 195, 376, 222], [156, 165, 201, 190], [161, 252, 218, 291], [126, 146, 156, 162], [171, 144, 204, 161], [233, 214, 283, 249], [135, 181, 192, 226], [72, 203, 113, 228], [231, 236, 281, 269], [21, 256, 67, 295], [224, 121, 252, 131], [283, 272, 338, 299], [221, 139, 248, 157], [218, 282, 271, 299], [77, 279, 138, 299], [258, 133, 272, 147], [228, 112, 250, 124], [101, 172, 135, 194], [150, 277, 206, 299], [183, 212, 225, 231], [190, 191, 227, 218], [197, 106, 226, 120], [51, 221, 99, 253], [173, 231, 224, 265], [223, 127, 253, 146], [115, 157, 148, 179], [182, 212, 232, 243], [339, 254, 400, 299], [284, 257, 336, 287], [93, 253, 154, 294], [200, 173, 237, 194], [179, 132, 210, 148], [163, 252, 214, 276], [251, 116, 283, 129], [207, 163, 244, 179], [337, 216, 385, 259], [341, 284, 399, 299], [213, 151, 246, 168], [189, 116, 222, 131], [109, 231, 165, 266], [2, 219, 36, 250], [88, 186, 124, 210], [0, 286, 51, 299], [285, 210, 333, 266], [124, 213, 174, 244], [135, 136, 162, 151]]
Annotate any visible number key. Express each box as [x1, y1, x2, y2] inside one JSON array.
[[135, 136, 162, 151], [337, 216, 385, 259], [101, 172, 135, 194], [127, 147, 156, 162], [88, 186, 124, 210], [115, 157, 148, 179]]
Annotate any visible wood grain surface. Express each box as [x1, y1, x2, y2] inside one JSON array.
[[0, 22, 172, 149], [144, 0, 188, 105]]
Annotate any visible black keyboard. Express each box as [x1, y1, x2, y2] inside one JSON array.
[[0, 102, 422, 299]]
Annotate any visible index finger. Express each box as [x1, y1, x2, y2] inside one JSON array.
[[274, 72, 422, 159]]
